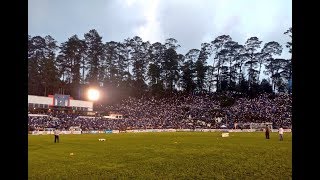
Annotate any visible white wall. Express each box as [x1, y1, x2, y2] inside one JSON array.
[[28, 95, 93, 111], [28, 95, 53, 105], [70, 99, 93, 111]]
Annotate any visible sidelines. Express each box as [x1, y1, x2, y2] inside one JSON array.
[[31, 130, 82, 135], [30, 128, 291, 135]]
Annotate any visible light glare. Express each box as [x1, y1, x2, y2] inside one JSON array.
[[87, 89, 100, 101]]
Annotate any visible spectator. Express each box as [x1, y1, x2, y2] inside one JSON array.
[[54, 128, 60, 143], [265, 125, 270, 139], [279, 126, 284, 141]]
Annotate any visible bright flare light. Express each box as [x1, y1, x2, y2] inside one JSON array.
[[87, 89, 100, 101]]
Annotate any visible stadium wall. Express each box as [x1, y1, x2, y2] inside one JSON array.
[[28, 95, 93, 111], [69, 100, 93, 111], [28, 95, 53, 105], [30, 130, 82, 135], [30, 128, 291, 135]]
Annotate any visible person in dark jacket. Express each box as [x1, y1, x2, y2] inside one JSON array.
[[265, 125, 270, 139]]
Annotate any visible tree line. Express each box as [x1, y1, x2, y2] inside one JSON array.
[[28, 27, 292, 104]]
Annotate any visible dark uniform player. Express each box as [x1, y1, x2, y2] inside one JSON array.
[[265, 125, 270, 139]]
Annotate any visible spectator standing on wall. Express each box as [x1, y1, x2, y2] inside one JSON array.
[[54, 129, 60, 143], [265, 125, 270, 139], [279, 126, 284, 141]]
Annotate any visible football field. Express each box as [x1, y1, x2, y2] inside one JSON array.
[[28, 132, 292, 179]]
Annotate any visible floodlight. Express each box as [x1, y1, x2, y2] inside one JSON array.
[[87, 89, 100, 101]]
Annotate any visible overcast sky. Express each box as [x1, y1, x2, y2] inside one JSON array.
[[29, 0, 292, 63]]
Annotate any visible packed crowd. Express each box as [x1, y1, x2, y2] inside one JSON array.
[[223, 93, 291, 128], [28, 93, 292, 131]]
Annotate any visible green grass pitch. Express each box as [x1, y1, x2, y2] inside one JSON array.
[[28, 132, 292, 179]]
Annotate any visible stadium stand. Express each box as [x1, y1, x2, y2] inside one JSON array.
[[28, 92, 291, 132]]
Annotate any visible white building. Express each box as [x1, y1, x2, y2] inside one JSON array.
[[28, 94, 93, 112]]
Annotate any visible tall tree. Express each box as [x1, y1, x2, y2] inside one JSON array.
[[57, 35, 86, 98], [40, 51, 60, 96], [181, 57, 195, 93], [103, 41, 120, 87], [281, 59, 292, 93], [264, 58, 286, 92], [259, 79, 273, 93], [120, 38, 134, 89], [148, 42, 165, 89], [28, 35, 60, 96], [224, 41, 242, 90], [165, 38, 180, 50], [195, 43, 211, 92], [116, 41, 131, 87], [84, 29, 104, 86], [233, 45, 247, 85], [211, 35, 232, 92], [163, 48, 180, 91], [284, 27, 292, 54], [244, 37, 262, 89], [205, 65, 215, 92], [127, 36, 149, 95], [148, 63, 161, 87], [284, 27, 292, 93], [43, 35, 61, 96], [261, 41, 283, 89], [28, 36, 43, 95]]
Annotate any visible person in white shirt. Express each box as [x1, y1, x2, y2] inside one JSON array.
[[278, 126, 284, 141], [54, 129, 60, 143]]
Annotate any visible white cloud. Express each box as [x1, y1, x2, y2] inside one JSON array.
[[133, 0, 163, 43], [29, 0, 291, 58]]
